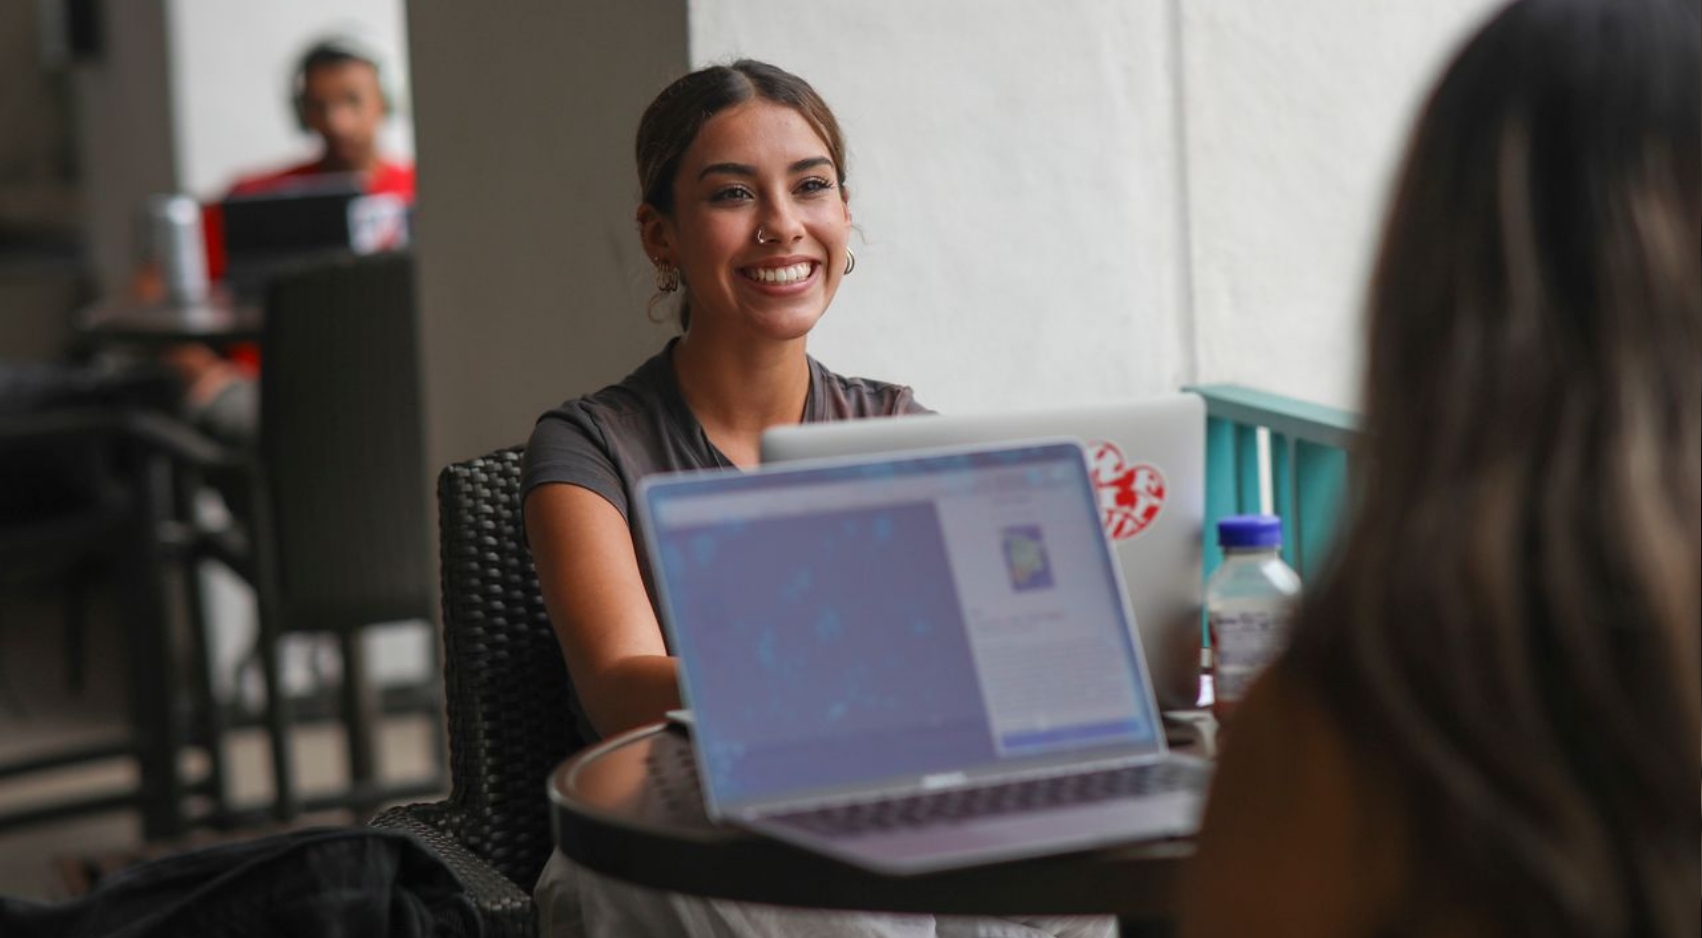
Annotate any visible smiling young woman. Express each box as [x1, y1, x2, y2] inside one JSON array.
[[519, 59, 1113, 938], [523, 58, 912, 762]]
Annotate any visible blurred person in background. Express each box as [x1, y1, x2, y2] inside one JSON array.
[[160, 33, 414, 447], [221, 34, 413, 200]]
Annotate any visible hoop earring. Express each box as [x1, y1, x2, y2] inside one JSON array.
[[843, 249, 857, 276], [653, 262, 679, 293]]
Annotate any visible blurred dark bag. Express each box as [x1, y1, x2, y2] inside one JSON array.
[[0, 827, 482, 938]]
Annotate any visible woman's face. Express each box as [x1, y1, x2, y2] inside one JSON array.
[[641, 100, 851, 343]]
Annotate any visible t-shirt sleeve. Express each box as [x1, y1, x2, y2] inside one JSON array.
[[894, 385, 933, 416], [521, 404, 630, 518], [816, 365, 935, 419]]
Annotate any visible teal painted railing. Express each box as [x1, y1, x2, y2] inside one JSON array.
[[1187, 384, 1360, 586]]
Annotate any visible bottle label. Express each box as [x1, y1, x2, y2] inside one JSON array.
[[1210, 607, 1291, 702]]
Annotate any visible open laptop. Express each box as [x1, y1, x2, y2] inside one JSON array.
[[220, 175, 410, 296], [636, 440, 1208, 875], [762, 393, 1206, 710]]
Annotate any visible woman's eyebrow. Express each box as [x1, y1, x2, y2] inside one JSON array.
[[696, 156, 834, 181], [697, 162, 755, 180], [788, 157, 834, 174]]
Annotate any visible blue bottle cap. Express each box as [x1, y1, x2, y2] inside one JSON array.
[[1217, 514, 1283, 549]]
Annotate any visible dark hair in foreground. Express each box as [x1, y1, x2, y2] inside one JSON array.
[[1285, 0, 1700, 935], [634, 59, 848, 330]]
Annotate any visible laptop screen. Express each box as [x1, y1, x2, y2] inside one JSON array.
[[221, 176, 363, 256], [640, 441, 1164, 811]]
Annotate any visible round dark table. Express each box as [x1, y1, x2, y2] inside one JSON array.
[[549, 718, 1215, 930], [76, 288, 262, 346]]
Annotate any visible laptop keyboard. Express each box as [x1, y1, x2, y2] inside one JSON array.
[[771, 761, 1206, 839]]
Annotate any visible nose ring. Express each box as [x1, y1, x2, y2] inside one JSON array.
[[756, 226, 780, 246]]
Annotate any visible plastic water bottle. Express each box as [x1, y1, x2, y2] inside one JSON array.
[[1207, 515, 1301, 721]]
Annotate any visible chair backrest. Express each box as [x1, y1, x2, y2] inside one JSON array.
[[259, 252, 434, 630], [436, 447, 588, 888]]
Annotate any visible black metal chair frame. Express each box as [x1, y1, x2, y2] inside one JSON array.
[[0, 407, 230, 838], [373, 447, 589, 938]]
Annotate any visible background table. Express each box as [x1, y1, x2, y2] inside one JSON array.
[[76, 289, 261, 347], [550, 719, 1215, 930], [0, 403, 216, 839]]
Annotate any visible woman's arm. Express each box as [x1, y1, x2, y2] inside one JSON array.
[[524, 482, 682, 738]]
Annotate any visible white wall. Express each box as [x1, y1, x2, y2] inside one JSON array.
[[166, 0, 413, 200], [1181, 0, 1500, 408], [689, 0, 1504, 413], [691, 0, 1191, 414]]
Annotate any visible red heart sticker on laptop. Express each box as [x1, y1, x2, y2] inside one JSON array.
[[1088, 440, 1166, 541]]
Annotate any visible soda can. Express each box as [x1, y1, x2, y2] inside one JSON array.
[[146, 193, 209, 305]]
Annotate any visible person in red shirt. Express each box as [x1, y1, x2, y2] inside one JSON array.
[[173, 35, 415, 445], [204, 35, 416, 280], [243, 34, 413, 194]]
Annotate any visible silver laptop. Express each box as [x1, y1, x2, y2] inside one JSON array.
[[762, 394, 1206, 710], [636, 440, 1207, 875]]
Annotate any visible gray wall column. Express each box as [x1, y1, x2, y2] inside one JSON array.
[[406, 1, 688, 472]]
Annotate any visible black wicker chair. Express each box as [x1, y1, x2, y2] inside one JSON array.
[[371, 447, 589, 938]]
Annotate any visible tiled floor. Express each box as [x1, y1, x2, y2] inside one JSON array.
[[0, 586, 446, 901]]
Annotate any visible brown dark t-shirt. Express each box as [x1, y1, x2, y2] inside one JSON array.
[[521, 336, 928, 638]]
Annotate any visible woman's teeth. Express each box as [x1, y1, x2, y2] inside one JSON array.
[[745, 262, 813, 284]]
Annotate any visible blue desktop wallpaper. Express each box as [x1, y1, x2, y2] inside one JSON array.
[[658, 501, 996, 804]]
